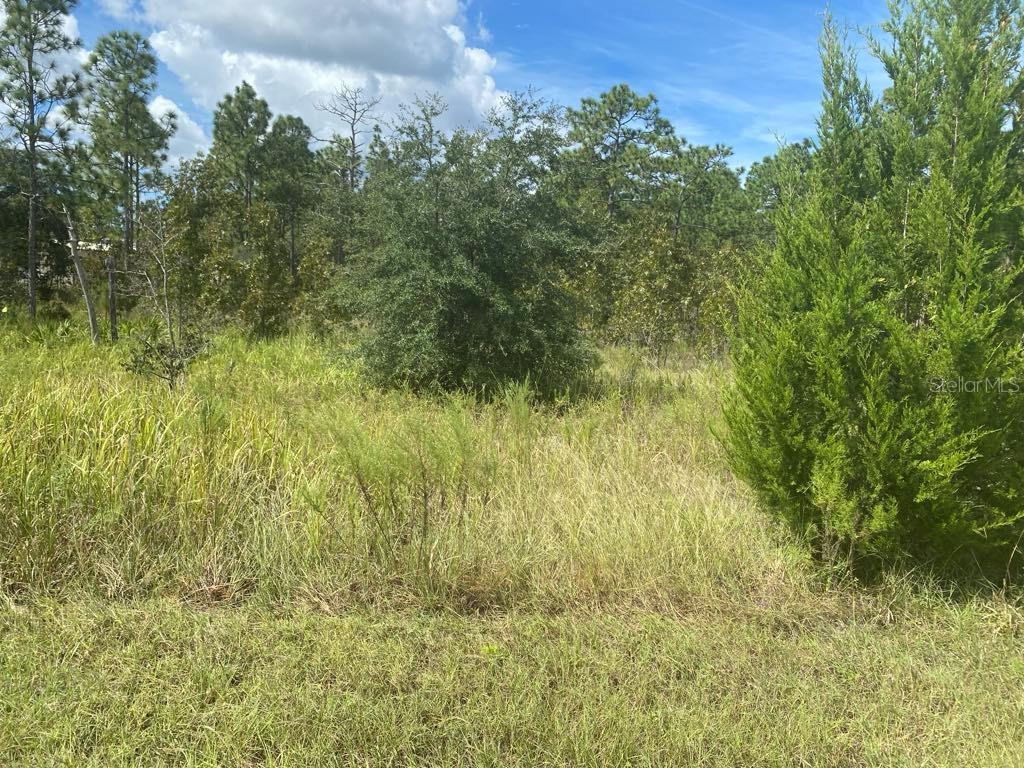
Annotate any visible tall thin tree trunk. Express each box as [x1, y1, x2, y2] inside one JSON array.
[[350, 123, 358, 192], [64, 207, 99, 344], [133, 160, 141, 252], [107, 254, 118, 342], [123, 154, 132, 271], [290, 215, 297, 276], [26, 159, 38, 319], [26, 47, 38, 321]]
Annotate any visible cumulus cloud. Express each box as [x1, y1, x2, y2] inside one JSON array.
[[147, 0, 469, 78], [105, 0, 503, 141], [97, 0, 141, 22], [149, 96, 210, 162]]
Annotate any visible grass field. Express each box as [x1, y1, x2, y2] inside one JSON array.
[[1, 325, 1022, 766]]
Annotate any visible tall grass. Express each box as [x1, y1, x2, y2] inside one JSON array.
[[0, 326, 810, 611], [3, 325, 1024, 766]]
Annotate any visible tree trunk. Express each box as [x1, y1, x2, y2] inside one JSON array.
[[106, 254, 118, 342], [64, 207, 100, 344], [26, 48, 38, 321], [133, 159, 141, 253], [290, 216, 297, 277], [123, 155, 133, 272], [27, 175, 38, 320], [114, 154, 131, 344], [350, 124, 358, 192]]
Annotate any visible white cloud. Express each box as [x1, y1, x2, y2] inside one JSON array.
[[146, 0, 465, 77], [97, 0, 139, 20], [149, 95, 210, 162], [60, 13, 91, 66], [476, 12, 493, 44], [116, 0, 503, 143]]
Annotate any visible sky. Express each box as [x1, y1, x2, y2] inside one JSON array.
[[69, 0, 893, 169]]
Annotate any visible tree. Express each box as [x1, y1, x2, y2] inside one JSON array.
[[76, 30, 174, 341], [564, 83, 678, 220], [726, 2, 1024, 575], [124, 186, 208, 387], [561, 85, 680, 334], [53, 140, 100, 343], [745, 139, 814, 241], [0, 0, 80, 318], [160, 156, 215, 331], [305, 135, 360, 267], [210, 81, 269, 212], [609, 144, 752, 355], [317, 84, 381, 191], [356, 93, 591, 392], [160, 90, 299, 340], [262, 114, 313, 276], [562, 84, 753, 350], [305, 85, 381, 279], [204, 200, 294, 338]]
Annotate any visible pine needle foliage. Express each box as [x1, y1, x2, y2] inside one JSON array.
[[726, 1, 1024, 575]]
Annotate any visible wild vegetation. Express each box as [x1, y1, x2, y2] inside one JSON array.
[[2, 326, 1023, 766], [728, 4, 1024, 575], [2, 0, 1024, 764]]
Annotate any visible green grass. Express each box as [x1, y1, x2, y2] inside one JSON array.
[[1, 325, 1023, 765], [2, 600, 1023, 767], [0, 328, 796, 609]]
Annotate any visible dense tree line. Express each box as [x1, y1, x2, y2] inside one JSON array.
[[0, 0, 770, 377]]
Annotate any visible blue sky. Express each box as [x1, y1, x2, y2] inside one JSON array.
[[479, 0, 890, 167], [72, 0, 891, 168]]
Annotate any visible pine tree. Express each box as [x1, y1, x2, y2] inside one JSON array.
[[262, 114, 313, 276], [0, 0, 80, 318], [76, 30, 174, 341], [726, 1, 1024, 575], [745, 139, 814, 242], [564, 84, 678, 220], [563, 85, 680, 333], [211, 81, 270, 212]]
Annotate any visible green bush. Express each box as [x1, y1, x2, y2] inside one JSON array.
[[355, 94, 593, 394], [725, 1, 1024, 575], [203, 202, 296, 338]]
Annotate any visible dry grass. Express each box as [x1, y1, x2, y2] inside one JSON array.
[[2, 599, 1022, 767], [0, 329, 807, 613], [1, 326, 1022, 765]]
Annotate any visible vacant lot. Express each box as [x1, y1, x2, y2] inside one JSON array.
[[1, 329, 1022, 766]]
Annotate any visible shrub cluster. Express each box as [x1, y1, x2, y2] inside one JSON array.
[[726, 1, 1024, 575]]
